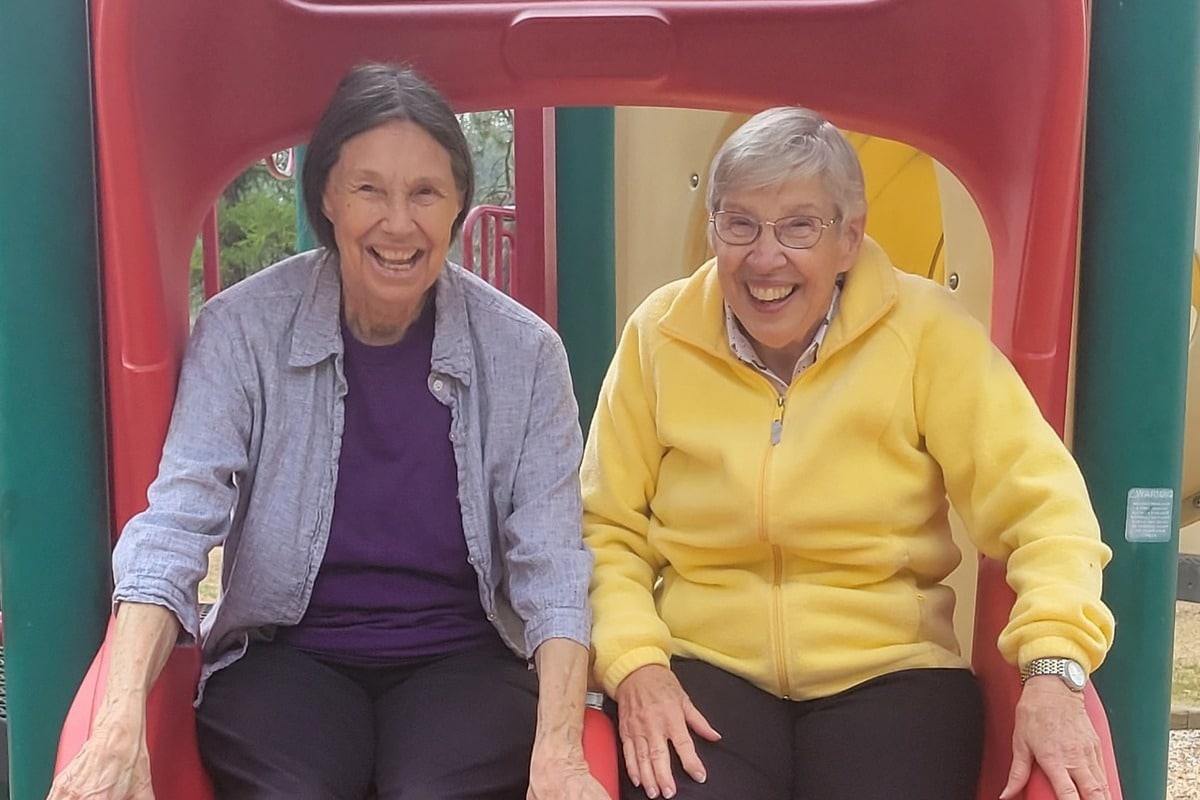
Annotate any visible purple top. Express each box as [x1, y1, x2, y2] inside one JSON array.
[[278, 296, 503, 662]]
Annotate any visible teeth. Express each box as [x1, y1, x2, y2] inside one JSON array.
[[748, 284, 795, 302], [373, 247, 418, 264]]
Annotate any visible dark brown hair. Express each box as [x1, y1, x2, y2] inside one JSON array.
[[301, 63, 474, 252]]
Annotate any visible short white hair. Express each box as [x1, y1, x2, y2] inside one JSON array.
[[706, 107, 867, 224]]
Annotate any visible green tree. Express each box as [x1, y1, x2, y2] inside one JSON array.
[[461, 109, 514, 207], [454, 110, 515, 272], [189, 161, 297, 313]]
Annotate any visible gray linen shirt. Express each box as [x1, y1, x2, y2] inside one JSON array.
[[112, 250, 592, 699]]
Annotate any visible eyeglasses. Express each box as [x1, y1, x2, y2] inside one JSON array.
[[710, 211, 839, 250]]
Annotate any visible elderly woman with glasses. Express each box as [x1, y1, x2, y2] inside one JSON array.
[[582, 107, 1115, 800]]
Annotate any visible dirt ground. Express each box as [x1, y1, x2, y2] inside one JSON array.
[[1170, 603, 1200, 799], [1176, 601, 1200, 707], [1177, 602, 1200, 660]]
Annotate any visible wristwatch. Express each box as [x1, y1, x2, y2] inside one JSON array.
[[1021, 657, 1087, 692]]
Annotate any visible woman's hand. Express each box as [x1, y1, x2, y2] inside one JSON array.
[[527, 741, 611, 800], [47, 712, 153, 800], [527, 639, 613, 799], [1001, 677, 1111, 800], [47, 604, 178, 800], [614, 664, 720, 799]]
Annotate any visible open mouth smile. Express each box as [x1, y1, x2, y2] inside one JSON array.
[[369, 246, 422, 270], [748, 284, 797, 303]]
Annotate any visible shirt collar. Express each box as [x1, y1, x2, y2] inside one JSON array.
[[288, 250, 472, 384]]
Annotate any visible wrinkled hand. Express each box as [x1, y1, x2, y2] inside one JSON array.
[[1001, 677, 1111, 800], [47, 718, 153, 800], [615, 665, 721, 799], [527, 741, 611, 800]]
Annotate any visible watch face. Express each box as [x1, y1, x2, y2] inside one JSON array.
[[1065, 660, 1087, 688]]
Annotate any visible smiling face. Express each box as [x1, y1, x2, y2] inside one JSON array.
[[321, 119, 464, 345], [713, 173, 864, 378]]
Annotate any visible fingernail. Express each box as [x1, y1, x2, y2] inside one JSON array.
[[694, 771, 708, 784], [647, 788, 658, 799], [664, 788, 675, 799]]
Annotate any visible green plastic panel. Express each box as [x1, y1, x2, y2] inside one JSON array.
[[1076, 2, 1200, 797], [555, 107, 616, 433], [0, 1, 112, 797]]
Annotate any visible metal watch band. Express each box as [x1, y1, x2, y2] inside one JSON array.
[[1021, 657, 1086, 690]]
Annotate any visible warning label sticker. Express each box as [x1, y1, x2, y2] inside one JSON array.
[[1124, 487, 1174, 543]]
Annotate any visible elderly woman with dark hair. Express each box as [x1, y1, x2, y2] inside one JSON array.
[[50, 64, 607, 800], [583, 107, 1116, 800]]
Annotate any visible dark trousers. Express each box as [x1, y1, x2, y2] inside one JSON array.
[[196, 641, 538, 800], [615, 660, 983, 800]]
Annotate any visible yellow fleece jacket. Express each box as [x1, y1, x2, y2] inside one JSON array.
[[582, 238, 1115, 700]]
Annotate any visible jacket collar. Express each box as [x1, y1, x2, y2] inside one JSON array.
[[658, 236, 899, 363], [287, 251, 472, 384]]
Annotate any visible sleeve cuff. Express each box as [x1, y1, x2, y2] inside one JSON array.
[[523, 606, 591, 654], [1014, 636, 1096, 674], [113, 580, 198, 645], [600, 645, 672, 696]]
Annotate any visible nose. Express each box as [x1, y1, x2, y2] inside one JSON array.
[[380, 196, 417, 234], [747, 224, 788, 265]]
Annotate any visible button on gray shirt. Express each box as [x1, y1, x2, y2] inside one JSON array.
[[112, 250, 592, 699]]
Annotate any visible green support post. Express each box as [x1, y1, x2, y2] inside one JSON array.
[[1075, 2, 1200, 797], [0, 2, 112, 797], [555, 108, 616, 432]]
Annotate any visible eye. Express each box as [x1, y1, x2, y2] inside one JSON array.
[[352, 183, 380, 195], [781, 216, 819, 235], [411, 185, 445, 206], [725, 215, 758, 235]]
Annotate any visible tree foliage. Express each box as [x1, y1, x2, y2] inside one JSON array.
[[189, 162, 297, 312], [461, 109, 515, 207]]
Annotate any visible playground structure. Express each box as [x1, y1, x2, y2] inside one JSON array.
[[0, 1, 1196, 799]]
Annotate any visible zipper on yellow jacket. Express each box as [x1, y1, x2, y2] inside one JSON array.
[[760, 390, 792, 698]]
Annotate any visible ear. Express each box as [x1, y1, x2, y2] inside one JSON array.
[[842, 214, 867, 249], [321, 183, 335, 221], [836, 214, 866, 273]]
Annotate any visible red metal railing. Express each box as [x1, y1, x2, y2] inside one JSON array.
[[462, 204, 516, 293]]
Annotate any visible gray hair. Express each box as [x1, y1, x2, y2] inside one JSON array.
[[302, 63, 474, 253], [706, 107, 866, 224]]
